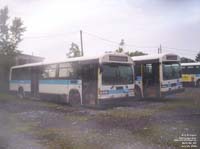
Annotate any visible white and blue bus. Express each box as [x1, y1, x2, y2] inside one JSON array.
[[181, 63, 200, 87], [132, 53, 184, 98], [9, 53, 135, 105]]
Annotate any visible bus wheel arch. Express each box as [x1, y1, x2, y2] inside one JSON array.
[[135, 85, 142, 99], [18, 87, 25, 99], [68, 89, 81, 106]]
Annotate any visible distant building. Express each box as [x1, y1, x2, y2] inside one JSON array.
[[15, 53, 44, 65]]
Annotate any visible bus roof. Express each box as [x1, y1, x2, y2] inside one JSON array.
[[11, 55, 99, 69], [11, 52, 132, 69], [181, 62, 200, 66], [131, 53, 180, 63]]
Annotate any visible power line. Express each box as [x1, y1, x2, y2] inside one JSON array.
[[83, 31, 158, 49], [83, 31, 119, 45], [84, 31, 199, 55], [23, 31, 79, 39], [164, 49, 197, 56], [21, 30, 199, 56], [163, 46, 198, 53]]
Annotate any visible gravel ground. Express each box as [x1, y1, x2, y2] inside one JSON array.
[[0, 88, 199, 149]]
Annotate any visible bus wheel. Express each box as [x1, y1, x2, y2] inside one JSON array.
[[135, 87, 142, 99], [18, 87, 24, 99], [196, 80, 200, 88], [69, 90, 81, 106]]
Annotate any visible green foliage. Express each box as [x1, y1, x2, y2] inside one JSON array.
[[0, 6, 26, 56], [67, 42, 81, 58], [126, 51, 147, 57], [195, 51, 200, 62], [0, 6, 25, 92], [180, 57, 195, 63], [116, 47, 123, 53], [115, 39, 146, 57], [116, 39, 124, 53]]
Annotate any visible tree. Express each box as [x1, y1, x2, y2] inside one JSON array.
[[195, 51, 200, 62], [126, 50, 147, 57], [67, 42, 81, 58], [181, 57, 195, 63], [0, 6, 26, 92], [0, 6, 26, 56], [116, 39, 125, 53]]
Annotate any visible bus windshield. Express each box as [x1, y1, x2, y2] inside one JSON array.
[[163, 62, 181, 80], [102, 63, 133, 85]]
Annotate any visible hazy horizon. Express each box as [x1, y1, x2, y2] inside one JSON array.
[[1, 0, 200, 61]]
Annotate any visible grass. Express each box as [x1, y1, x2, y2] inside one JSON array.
[[0, 91, 199, 148], [101, 108, 157, 119], [0, 92, 67, 110], [33, 128, 74, 149], [158, 97, 200, 112], [32, 127, 112, 149]]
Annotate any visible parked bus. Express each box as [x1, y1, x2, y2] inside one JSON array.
[[132, 53, 184, 98], [9, 53, 135, 105], [181, 63, 200, 87]]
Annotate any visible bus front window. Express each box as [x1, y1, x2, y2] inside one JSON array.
[[102, 64, 133, 85], [163, 62, 181, 80]]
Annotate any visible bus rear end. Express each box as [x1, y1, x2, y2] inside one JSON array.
[[98, 53, 135, 101]]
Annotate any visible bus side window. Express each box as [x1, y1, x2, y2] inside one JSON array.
[[58, 62, 80, 79], [41, 64, 57, 79], [12, 69, 19, 80], [182, 66, 186, 74], [187, 66, 195, 74], [195, 66, 200, 74], [12, 68, 31, 80]]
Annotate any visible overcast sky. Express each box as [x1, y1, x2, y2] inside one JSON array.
[[1, 0, 200, 61]]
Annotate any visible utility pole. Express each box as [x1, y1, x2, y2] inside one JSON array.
[[160, 44, 162, 53], [80, 30, 84, 56], [158, 44, 162, 54]]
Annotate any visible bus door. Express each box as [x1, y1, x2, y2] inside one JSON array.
[[81, 64, 98, 105], [143, 63, 160, 98], [31, 67, 39, 97]]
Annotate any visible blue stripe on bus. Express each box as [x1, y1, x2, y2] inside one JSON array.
[[109, 89, 129, 94], [10, 80, 31, 84], [39, 80, 81, 85], [10, 80, 81, 85]]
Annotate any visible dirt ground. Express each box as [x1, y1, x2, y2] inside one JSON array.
[[0, 88, 199, 149]]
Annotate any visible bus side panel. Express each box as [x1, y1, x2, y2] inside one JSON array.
[[9, 80, 31, 92], [38, 80, 81, 95]]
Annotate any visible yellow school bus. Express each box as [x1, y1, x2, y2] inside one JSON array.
[[181, 63, 200, 87]]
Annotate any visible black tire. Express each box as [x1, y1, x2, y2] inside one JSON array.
[[135, 87, 142, 99], [68, 90, 81, 106], [18, 87, 24, 99]]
